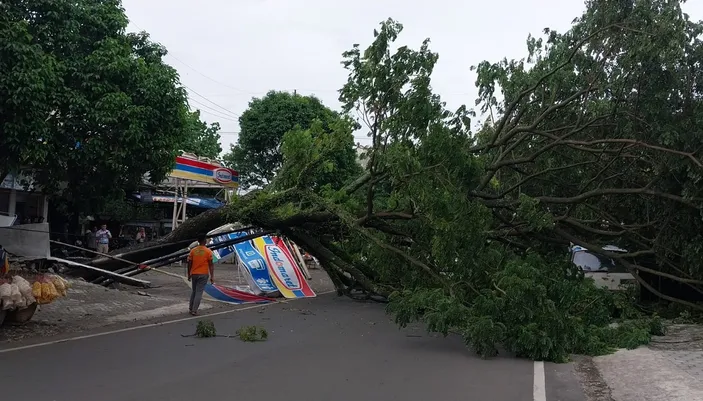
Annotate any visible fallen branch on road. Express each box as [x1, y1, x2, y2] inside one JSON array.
[[181, 320, 269, 342]]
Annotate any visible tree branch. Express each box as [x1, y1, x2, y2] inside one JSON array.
[[474, 23, 625, 151], [477, 114, 609, 189], [537, 188, 699, 207]]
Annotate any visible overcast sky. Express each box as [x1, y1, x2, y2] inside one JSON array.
[[121, 0, 703, 155]]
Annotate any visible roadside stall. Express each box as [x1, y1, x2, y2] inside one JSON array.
[[0, 222, 71, 327], [0, 251, 71, 326]]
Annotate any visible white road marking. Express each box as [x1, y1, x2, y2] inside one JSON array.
[[534, 361, 547, 401], [0, 290, 336, 354]]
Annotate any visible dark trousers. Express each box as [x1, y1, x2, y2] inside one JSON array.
[[189, 274, 209, 312]]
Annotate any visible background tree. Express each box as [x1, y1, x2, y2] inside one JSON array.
[[0, 0, 208, 217], [222, 90, 348, 189], [274, 117, 362, 192], [0, 1, 57, 183], [181, 110, 223, 159]]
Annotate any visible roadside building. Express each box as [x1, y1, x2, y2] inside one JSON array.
[[0, 172, 49, 226]]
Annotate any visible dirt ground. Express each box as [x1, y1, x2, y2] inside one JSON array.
[[0, 260, 333, 343]]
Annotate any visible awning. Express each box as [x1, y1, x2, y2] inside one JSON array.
[[131, 193, 224, 209]]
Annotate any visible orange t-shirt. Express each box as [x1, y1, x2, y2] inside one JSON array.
[[188, 245, 213, 275]]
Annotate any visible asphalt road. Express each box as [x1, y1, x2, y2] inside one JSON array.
[[0, 295, 587, 401]]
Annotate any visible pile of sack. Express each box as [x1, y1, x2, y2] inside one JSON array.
[[0, 274, 70, 311]]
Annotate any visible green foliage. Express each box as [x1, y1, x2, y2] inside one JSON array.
[[471, 0, 703, 281], [515, 194, 554, 232], [181, 110, 223, 159], [189, 322, 268, 341], [195, 320, 217, 338], [388, 253, 665, 362], [236, 325, 269, 342], [223, 91, 350, 189], [0, 8, 56, 181], [202, 1, 703, 363], [672, 310, 695, 324], [0, 0, 211, 216], [276, 118, 362, 192], [651, 302, 703, 324]]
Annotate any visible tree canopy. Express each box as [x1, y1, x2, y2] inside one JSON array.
[[181, 110, 223, 159], [222, 90, 356, 189], [169, 0, 703, 362], [0, 0, 222, 215]]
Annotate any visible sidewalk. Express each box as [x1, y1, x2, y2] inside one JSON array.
[[0, 262, 333, 343], [589, 324, 703, 401]]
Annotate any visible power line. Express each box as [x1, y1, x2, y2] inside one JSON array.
[[128, 19, 243, 122], [196, 110, 238, 124], [168, 55, 258, 96], [164, 39, 477, 99], [217, 131, 371, 140], [129, 20, 248, 97], [189, 105, 238, 123], [187, 98, 240, 123], [131, 21, 399, 145], [182, 88, 479, 98], [185, 86, 241, 119], [130, 19, 477, 109]]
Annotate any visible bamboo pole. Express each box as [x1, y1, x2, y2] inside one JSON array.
[[46, 257, 150, 287], [86, 226, 256, 267], [51, 240, 144, 267], [74, 226, 258, 284], [101, 230, 275, 286], [285, 237, 312, 279]]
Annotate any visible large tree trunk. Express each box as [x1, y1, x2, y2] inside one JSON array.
[[87, 208, 235, 270], [80, 189, 390, 297]]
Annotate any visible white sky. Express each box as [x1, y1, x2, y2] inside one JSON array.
[[121, 0, 703, 155]]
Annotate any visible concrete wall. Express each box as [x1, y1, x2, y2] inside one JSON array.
[[0, 222, 50, 258]]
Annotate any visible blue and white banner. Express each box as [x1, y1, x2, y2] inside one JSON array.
[[234, 234, 278, 294], [210, 232, 238, 263]]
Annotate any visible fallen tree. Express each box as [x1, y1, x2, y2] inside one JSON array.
[[101, 1, 702, 362]]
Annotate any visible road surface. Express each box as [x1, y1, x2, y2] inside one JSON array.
[[0, 294, 587, 401]]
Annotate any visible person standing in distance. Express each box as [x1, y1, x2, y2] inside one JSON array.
[[187, 234, 214, 316], [86, 227, 97, 254], [96, 224, 112, 254], [135, 227, 146, 244]]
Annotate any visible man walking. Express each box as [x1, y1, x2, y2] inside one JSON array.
[[187, 234, 214, 315], [96, 224, 112, 254]]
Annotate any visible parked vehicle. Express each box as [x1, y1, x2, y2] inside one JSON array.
[[569, 244, 636, 290]]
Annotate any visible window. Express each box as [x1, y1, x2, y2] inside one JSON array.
[[572, 250, 619, 272]]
